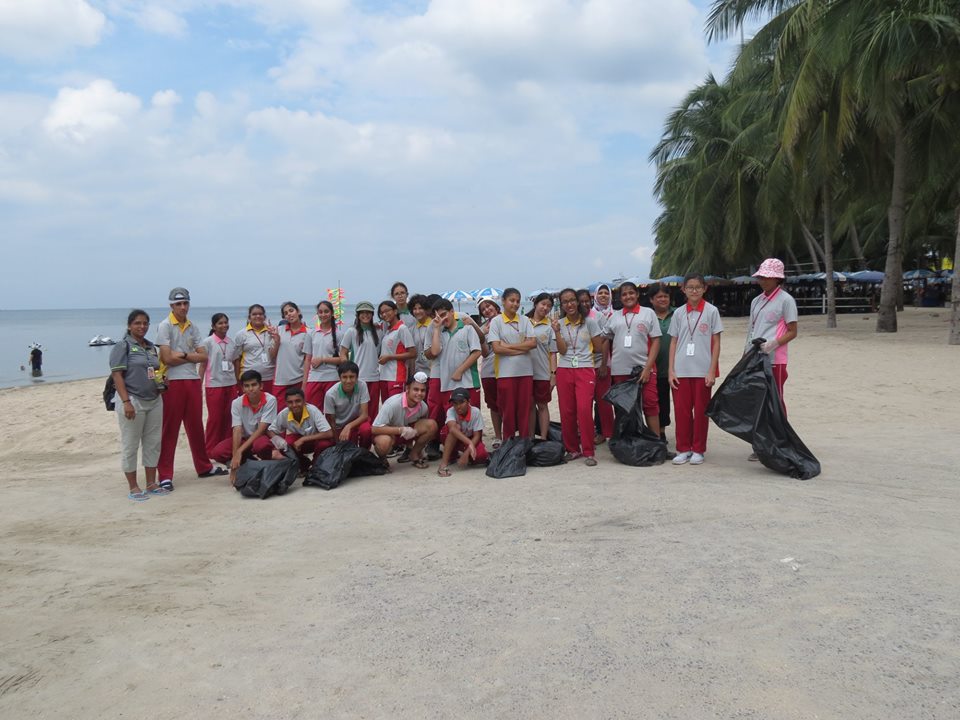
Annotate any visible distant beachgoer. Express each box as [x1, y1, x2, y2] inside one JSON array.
[[210, 370, 277, 486], [29, 345, 43, 377], [377, 300, 416, 404], [110, 309, 165, 501], [553, 288, 605, 466], [648, 283, 675, 450], [304, 300, 341, 409], [339, 301, 382, 418], [199, 313, 238, 458], [488, 288, 536, 440], [231, 304, 278, 397], [476, 297, 503, 448], [157, 287, 226, 490], [526, 292, 557, 439], [271, 301, 309, 412], [669, 274, 722, 466]]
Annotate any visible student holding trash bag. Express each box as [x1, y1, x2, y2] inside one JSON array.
[[110, 309, 165, 501], [268, 387, 333, 471], [668, 274, 722, 466], [746, 258, 798, 407], [210, 370, 278, 486], [371, 372, 437, 470], [323, 361, 373, 449], [604, 281, 662, 437], [552, 288, 605, 467]]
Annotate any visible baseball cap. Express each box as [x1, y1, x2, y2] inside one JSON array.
[[752, 258, 786, 279], [168, 287, 191, 302], [450, 388, 471, 403], [355, 301, 375, 313]]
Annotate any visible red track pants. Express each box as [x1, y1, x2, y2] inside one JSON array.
[[159, 379, 213, 480], [204, 384, 238, 457], [671, 377, 712, 454], [496, 375, 533, 439], [556, 367, 596, 457]]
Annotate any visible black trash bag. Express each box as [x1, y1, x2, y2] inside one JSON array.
[[485, 437, 533, 479], [526, 440, 566, 467], [534, 421, 563, 444], [603, 380, 667, 466], [234, 450, 299, 499], [707, 342, 821, 480], [304, 442, 388, 490]]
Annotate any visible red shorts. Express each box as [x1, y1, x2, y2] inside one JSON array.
[[533, 379, 552, 404], [481, 377, 498, 412], [612, 372, 660, 416]]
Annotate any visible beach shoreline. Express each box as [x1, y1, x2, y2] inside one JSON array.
[[2, 308, 959, 719]]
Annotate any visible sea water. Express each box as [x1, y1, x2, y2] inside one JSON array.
[[0, 305, 358, 389]]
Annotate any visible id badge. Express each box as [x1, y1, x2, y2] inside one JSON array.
[[147, 367, 156, 380], [221, 360, 233, 372], [623, 335, 633, 348], [571, 356, 579, 368], [686, 343, 696, 357]]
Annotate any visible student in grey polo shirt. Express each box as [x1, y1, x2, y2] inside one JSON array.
[[487, 287, 537, 440], [371, 372, 437, 470], [323, 361, 373, 448], [210, 370, 277, 485], [429, 298, 482, 407], [110, 309, 165, 501], [156, 287, 223, 490]]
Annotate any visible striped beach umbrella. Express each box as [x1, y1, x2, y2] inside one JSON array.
[[472, 287, 504, 300], [442, 289, 476, 311]]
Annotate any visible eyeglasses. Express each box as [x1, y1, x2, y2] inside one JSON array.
[[685, 286, 705, 292]]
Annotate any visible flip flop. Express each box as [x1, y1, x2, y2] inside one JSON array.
[[128, 491, 149, 502], [145, 484, 170, 495], [198, 467, 228, 478], [437, 466, 452, 477], [412, 457, 429, 469]]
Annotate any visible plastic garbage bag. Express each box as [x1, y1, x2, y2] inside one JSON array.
[[234, 449, 299, 499], [534, 421, 563, 444], [304, 442, 388, 490], [707, 342, 821, 479], [526, 440, 566, 467], [603, 379, 667, 466], [485, 437, 533, 479]]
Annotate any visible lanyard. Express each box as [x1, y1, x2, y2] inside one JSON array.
[[623, 309, 637, 333], [564, 321, 582, 355], [685, 306, 704, 341], [251, 328, 267, 351], [749, 288, 780, 334]]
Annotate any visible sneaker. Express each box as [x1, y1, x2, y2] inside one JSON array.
[[689, 453, 705, 465], [672, 452, 692, 465], [747, 452, 759, 462], [159, 479, 174, 492]]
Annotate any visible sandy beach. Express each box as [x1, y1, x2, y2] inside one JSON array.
[[1, 308, 958, 719]]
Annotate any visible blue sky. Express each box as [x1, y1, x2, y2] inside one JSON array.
[[0, 0, 741, 309]]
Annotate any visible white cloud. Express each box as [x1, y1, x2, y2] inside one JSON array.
[[151, 89, 181, 108], [0, 0, 106, 61], [43, 79, 142, 143], [134, 5, 188, 37]]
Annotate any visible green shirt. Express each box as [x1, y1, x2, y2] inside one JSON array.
[[655, 308, 674, 375]]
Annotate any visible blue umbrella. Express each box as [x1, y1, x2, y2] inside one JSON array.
[[626, 276, 655, 286], [847, 270, 885, 283], [586, 280, 613, 293], [442, 289, 476, 311], [810, 271, 848, 281], [704, 275, 732, 285], [903, 269, 935, 280], [731, 275, 758, 285], [656, 275, 685, 286], [472, 287, 504, 300], [527, 287, 559, 301]]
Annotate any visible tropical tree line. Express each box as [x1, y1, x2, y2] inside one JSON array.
[[649, 0, 960, 341]]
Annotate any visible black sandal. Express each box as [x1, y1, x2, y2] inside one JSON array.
[[199, 467, 228, 478]]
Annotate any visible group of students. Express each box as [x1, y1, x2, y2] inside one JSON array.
[[110, 260, 798, 500]]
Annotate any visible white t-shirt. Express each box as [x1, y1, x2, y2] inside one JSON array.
[[604, 307, 661, 376], [668, 301, 723, 378]]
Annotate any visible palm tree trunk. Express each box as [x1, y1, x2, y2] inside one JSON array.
[[849, 225, 868, 270], [823, 184, 837, 328], [949, 206, 960, 345], [876, 121, 907, 333], [786, 247, 803, 273], [799, 218, 823, 272]]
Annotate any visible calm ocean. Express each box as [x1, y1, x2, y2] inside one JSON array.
[[0, 305, 358, 389]]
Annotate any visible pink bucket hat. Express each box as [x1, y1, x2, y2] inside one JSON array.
[[753, 258, 785, 279]]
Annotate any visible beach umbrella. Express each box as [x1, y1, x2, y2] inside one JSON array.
[[472, 287, 504, 300], [626, 276, 655, 287], [903, 269, 935, 280], [704, 275, 732, 285], [442, 289, 476, 311], [586, 280, 613, 293], [731, 275, 758, 285], [810, 271, 848, 281], [527, 287, 559, 301], [655, 275, 685, 286], [847, 270, 885, 283]]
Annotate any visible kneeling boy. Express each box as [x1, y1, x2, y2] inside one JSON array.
[[210, 370, 277, 485], [437, 387, 488, 477], [371, 372, 437, 470], [268, 387, 334, 470], [323, 361, 373, 448]]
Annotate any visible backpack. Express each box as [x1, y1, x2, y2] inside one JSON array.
[[103, 341, 131, 411]]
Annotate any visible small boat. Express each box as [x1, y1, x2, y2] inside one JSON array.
[[89, 335, 117, 347]]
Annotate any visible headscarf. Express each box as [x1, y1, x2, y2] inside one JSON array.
[[592, 283, 614, 321]]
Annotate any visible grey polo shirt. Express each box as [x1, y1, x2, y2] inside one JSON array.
[[201, 335, 237, 388], [437, 321, 482, 392], [529, 318, 557, 381], [231, 392, 278, 438], [340, 326, 381, 382], [669, 301, 724, 377], [155, 314, 204, 381], [556, 316, 602, 369], [231, 326, 276, 379], [445, 405, 484, 436], [380, 322, 415, 383], [488, 313, 535, 378], [745, 288, 798, 365], [274, 325, 308, 386], [411, 319, 433, 375], [269, 403, 330, 436], [372, 392, 430, 428], [323, 381, 370, 427], [109, 335, 161, 401], [306, 327, 341, 383], [604, 307, 662, 375]]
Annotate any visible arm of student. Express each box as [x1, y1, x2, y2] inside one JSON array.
[[706, 333, 721, 387], [427, 323, 442, 359], [230, 426, 244, 470], [339, 345, 350, 364], [668, 337, 679, 389], [452, 350, 482, 381], [592, 335, 609, 378], [641, 338, 660, 383]]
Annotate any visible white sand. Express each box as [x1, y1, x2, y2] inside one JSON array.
[[1, 308, 958, 719]]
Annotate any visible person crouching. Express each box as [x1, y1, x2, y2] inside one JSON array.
[[210, 370, 277, 485], [371, 371, 437, 470], [268, 387, 334, 471], [437, 387, 489, 477]]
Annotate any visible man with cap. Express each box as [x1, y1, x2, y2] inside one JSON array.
[[746, 258, 799, 460], [437, 387, 488, 477], [371, 371, 437, 470], [156, 287, 226, 489]]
